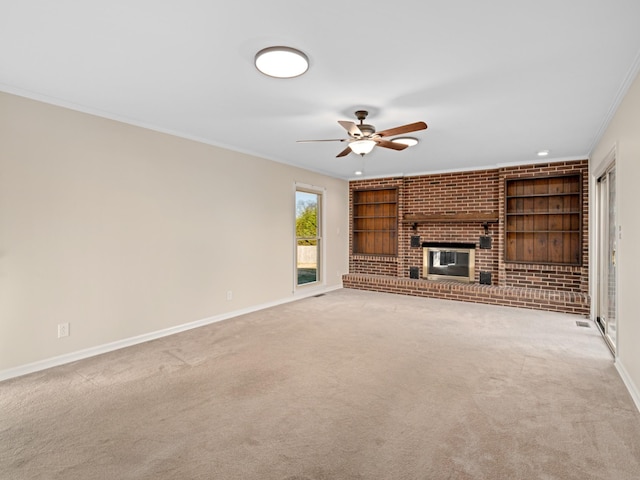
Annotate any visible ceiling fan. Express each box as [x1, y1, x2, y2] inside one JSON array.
[[297, 110, 427, 157]]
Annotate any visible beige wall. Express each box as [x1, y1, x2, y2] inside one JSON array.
[[0, 92, 349, 373], [590, 70, 640, 407]]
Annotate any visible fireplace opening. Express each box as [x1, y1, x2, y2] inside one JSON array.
[[422, 242, 475, 283]]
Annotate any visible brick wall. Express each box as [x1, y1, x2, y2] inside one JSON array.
[[350, 255, 398, 276], [400, 169, 500, 283], [346, 159, 589, 314]]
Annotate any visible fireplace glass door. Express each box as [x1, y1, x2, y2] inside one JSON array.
[[424, 247, 475, 283]]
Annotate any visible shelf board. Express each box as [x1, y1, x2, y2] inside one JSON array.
[[506, 211, 580, 215], [506, 230, 579, 234], [506, 192, 579, 198]]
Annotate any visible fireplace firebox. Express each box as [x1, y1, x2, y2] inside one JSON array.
[[422, 242, 475, 283]]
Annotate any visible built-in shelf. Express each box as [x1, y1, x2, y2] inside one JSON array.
[[353, 189, 398, 256], [505, 174, 581, 265]]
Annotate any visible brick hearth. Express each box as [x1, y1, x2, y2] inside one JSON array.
[[342, 273, 589, 316]]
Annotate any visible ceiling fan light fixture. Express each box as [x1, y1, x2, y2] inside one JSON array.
[[392, 137, 419, 147], [255, 46, 309, 78], [350, 139, 376, 156]]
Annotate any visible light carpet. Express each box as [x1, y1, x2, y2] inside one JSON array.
[[1, 289, 639, 479]]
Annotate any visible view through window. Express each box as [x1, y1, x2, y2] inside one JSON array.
[[296, 189, 321, 286]]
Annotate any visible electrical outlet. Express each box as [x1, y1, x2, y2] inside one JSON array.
[[226, 290, 233, 301], [57, 323, 69, 338]]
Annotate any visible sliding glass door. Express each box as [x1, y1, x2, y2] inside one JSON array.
[[596, 164, 617, 354]]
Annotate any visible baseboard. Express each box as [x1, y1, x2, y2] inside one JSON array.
[[0, 284, 342, 382], [615, 360, 640, 413]]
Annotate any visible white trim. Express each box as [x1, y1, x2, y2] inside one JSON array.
[[294, 181, 326, 193], [587, 47, 640, 155], [592, 144, 617, 179], [0, 285, 342, 382], [348, 156, 589, 181], [294, 183, 325, 292], [0, 86, 599, 183], [321, 187, 326, 288], [615, 360, 640, 413], [0, 83, 344, 179]]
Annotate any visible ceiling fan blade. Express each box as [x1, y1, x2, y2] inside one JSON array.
[[376, 121, 427, 138], [297, 138, 347, 143], [375, 138, 408, 151], [338, 120, 363, 137], [336, 146, 352, 157]]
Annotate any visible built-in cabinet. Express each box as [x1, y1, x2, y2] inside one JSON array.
[[505, 175, 581, 265]]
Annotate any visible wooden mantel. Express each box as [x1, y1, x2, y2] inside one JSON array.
[[402, 212, 499, 224]]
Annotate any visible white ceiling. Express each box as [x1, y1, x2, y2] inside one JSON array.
[[2, 1, 640, 180]]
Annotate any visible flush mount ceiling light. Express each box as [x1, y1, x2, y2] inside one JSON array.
[[537, 149, 550, 157], [392, 137, 419, 147], [349, 139, 377, 156], [354, 170, 363, 176], [254, 46, 309, 78]]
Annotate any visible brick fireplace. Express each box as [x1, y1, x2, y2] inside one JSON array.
[[342, 160, 589, 315]]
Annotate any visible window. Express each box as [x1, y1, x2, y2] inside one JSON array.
[[296, 188, 321, 286], [505, 175, 581, 265], [352, 188, 398, 256]]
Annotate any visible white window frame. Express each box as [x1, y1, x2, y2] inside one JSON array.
[[294, 183, 325, 291]]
